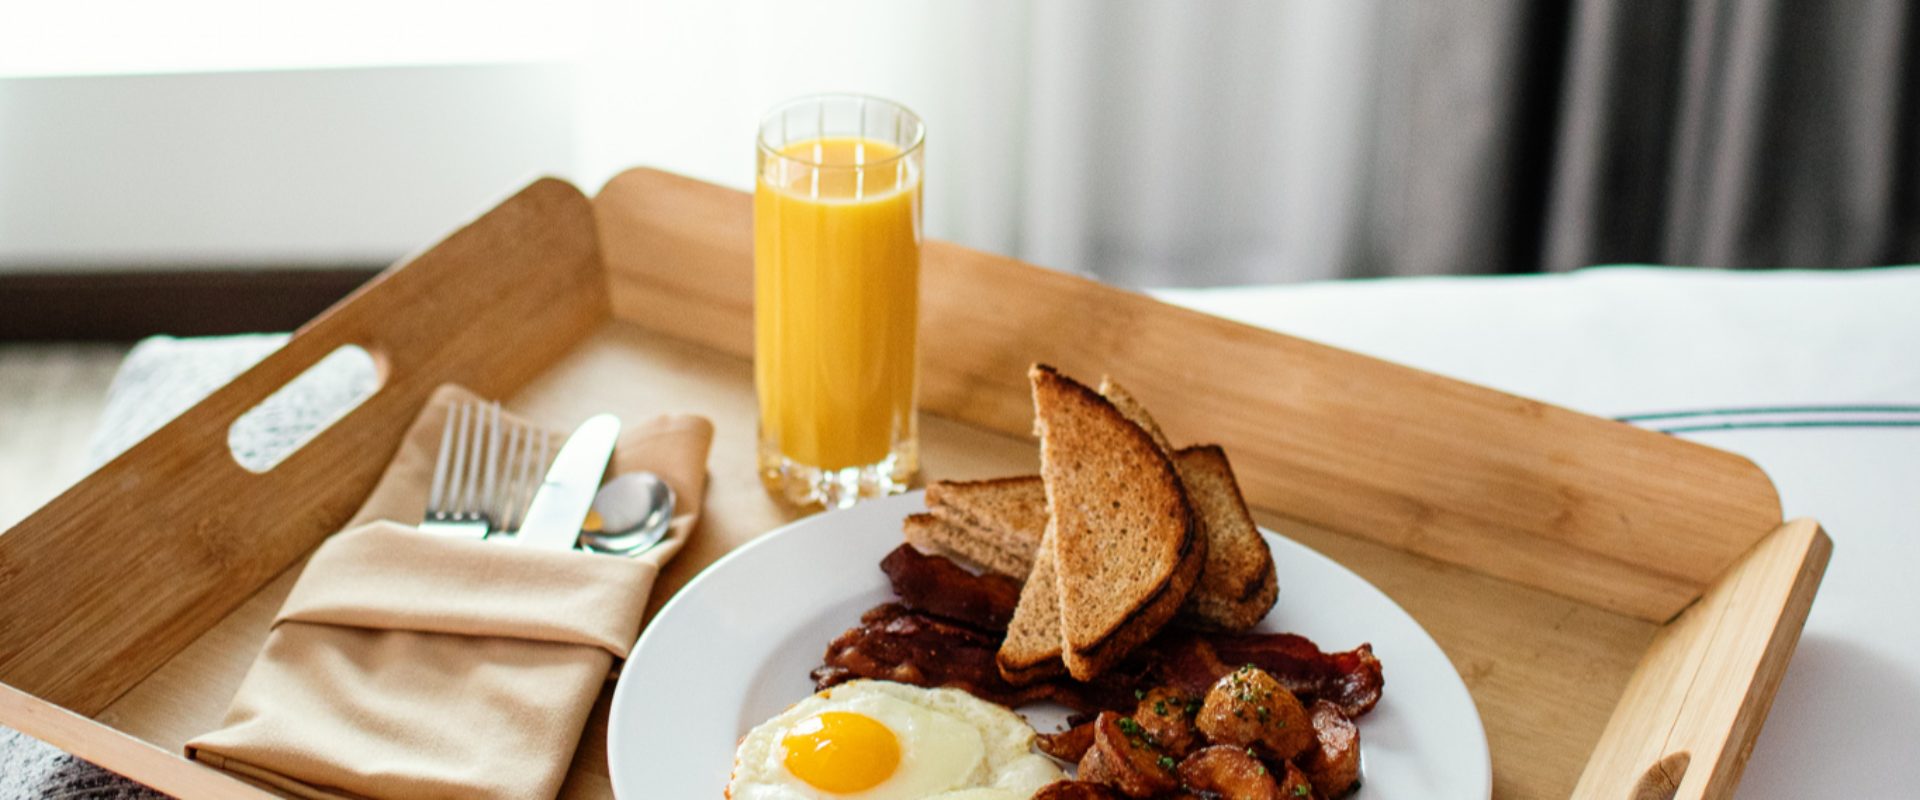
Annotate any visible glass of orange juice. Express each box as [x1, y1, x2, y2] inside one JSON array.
[[755, 94, 924, 509]]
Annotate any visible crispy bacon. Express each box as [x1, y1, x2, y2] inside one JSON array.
[[810, 604, 1047, 708], [819, 549, 1384, 719], [813, 603, 1382, 719], [811, 604, 1135, 710], [880, 544, 1021, 631], [1145, 633, 1383, 718]]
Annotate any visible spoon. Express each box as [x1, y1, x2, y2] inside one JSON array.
[[579, 472, 676, 557]]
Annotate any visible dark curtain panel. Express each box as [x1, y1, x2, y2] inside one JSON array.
[[1354, 0, 1920, 277]]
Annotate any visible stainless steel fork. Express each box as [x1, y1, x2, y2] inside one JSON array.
[[420, 400, 552, 538]]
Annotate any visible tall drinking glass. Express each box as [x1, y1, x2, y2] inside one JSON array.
[[755, 95, 924, 509]]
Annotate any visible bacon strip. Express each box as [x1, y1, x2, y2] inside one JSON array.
[[811, 604, 1053, 708], [861, 546, 1385, 717], [812, 604, 1136, 711], [1211, 633, 1383, 718], [1093, 633, 1382, 718], [879, 544, 1021, 631], [813, 603, 1384, 718]]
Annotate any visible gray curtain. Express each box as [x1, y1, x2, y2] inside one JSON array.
[[1020, 0, 1920, 286], [1351, 0, 1920, 277], [1546, 0, 1919, 271]]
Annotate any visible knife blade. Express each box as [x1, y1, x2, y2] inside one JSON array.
[[516, 413, 620, 550]]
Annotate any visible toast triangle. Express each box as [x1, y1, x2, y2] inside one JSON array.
[[1030, 364, 1205, 680]]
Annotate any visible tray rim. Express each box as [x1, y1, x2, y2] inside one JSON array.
[[0, 170, 1831, 800], [593, 165, 1786, 624]]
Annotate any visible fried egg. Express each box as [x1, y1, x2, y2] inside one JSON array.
[[729, 680, 1063, 799]]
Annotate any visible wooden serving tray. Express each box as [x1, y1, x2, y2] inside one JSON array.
[[0, 171, 1829, 799]]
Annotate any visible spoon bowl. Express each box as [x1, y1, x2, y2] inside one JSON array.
[[580, 471, 676, 557]]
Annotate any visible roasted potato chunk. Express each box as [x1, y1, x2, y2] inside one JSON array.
[[1038, 720, 1096, 762], [1196, 665, 1314, 760], [1176, 744, 1286, 799], [1278, 760, 1317, 798], [1077, 711, 1180, 798], [1302, 700, 1361, 797], [1032, 780, 1127, 799], [1134, 686, 1203, 758]]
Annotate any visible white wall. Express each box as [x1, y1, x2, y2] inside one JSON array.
[[0, 1, 592, 78], [0, 65, 579, 272], [0, 1, 1383, 285], [0, 0, 1040, 274]]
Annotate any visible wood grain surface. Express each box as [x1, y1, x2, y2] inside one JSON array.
[[594, 167, 1784, 623], [0, 682, 263, 800], [88, 323, 1662, 800], [1574, 519, 1831, 800], [0, 178, 608, 716], [0, 171, 1825, 799]]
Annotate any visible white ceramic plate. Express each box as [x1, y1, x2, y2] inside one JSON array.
[[608, 492, 1490, 798]]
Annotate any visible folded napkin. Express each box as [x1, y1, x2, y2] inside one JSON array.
[[187, 385, 712, 800]]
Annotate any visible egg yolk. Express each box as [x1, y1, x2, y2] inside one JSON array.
[[780, 711, 900, 793]]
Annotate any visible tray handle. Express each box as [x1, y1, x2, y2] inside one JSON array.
[[1576, 518, 1831, 800], [0, 177, 610, 716], [1631, 752, 1690, 800]]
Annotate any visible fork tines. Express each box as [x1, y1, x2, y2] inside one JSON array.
[[422, 400, 552, 538], [496, 420, 551, 534]]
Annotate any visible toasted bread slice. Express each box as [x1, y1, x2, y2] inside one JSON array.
[[923, 477, 1048, 577], [1031, 364, 1205, 681], [923, 460, 1279, 630], [923, 409, 1277, 632], [1098, 382, 1275, 628], [997, 518, 1070, 684], [1173, 445, 1279, 630], [1097, 378, 1174, 455], [902, 513, 1035, 579]]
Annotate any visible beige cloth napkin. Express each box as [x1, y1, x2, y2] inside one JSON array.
[[187, 384, 713, 800]]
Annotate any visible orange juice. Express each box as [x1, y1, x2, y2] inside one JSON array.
[[754, 135, 921, 476]]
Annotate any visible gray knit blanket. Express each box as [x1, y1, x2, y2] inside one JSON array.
[[3, 334, 375, 799]]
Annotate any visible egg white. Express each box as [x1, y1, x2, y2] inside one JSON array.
[[729, 680, 1063, 800]]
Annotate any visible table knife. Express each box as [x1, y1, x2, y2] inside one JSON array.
[[516, 413, 620, 550]]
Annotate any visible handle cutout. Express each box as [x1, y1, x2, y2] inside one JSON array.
[[227, 344, 383, 473], [1632, 751, 1691, 800]]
